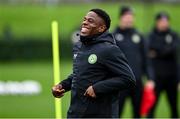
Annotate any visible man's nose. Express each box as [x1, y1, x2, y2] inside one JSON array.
[[82, 20, 88, 25]]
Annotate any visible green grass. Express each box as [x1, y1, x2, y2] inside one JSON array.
[[0, 2, 180, 40], [0, 61, 55, 117], [0, 60, 179, 118]]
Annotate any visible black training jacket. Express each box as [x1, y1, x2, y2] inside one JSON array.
[[60, 31, 136, 118], [113, 27, 154, 80], [147, 28, 179, 77]]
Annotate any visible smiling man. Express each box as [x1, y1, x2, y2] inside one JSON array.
[[52, 8, 136, 118]]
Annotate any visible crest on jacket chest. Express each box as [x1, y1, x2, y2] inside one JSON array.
[[88, 54, 97, 64], [115, 33, 124, 42], [165, 34, 173, 44], [132, 34, 141, 44]]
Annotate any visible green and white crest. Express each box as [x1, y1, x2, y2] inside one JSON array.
[[132, 34, 140, 44], [165, 34, 173, 44], [88, 54, 97, 64]]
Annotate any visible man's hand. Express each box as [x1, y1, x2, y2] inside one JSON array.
[[145, 80, 155, 89], [52, 84, 65, 98], [148, 50, 157, 58], [84, 86, 96, 98]]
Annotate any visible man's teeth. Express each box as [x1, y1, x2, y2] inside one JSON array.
[[81, 28, 89, 32]]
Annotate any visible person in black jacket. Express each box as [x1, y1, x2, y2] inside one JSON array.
[[147, 12, 179, 118], [52, 8, 136, 118], [113, 6, 154, 118]]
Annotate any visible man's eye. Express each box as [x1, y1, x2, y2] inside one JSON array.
[[88, 19, 93, 23]]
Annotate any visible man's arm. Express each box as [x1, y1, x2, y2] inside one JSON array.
[[52, 40, 80, 98], [59, 73, 73, 92], [141, 36, 155, 81], [92, 46, 136, 95]]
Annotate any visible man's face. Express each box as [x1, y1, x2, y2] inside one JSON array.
[[80, 11, 106, 36], [156, 18, 169, 31], [119, 13, 134, 29]]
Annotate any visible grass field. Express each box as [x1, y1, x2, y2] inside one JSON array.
[[0, 60, 179, 118], [0, 2, 180, 39]]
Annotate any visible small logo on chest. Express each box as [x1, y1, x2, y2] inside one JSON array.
[[132, 34, 141, 44], [73, 54, 77, 59], [115, 33, 124, 42], [165, 34, 173, 44], [88, 54, 97, 64]]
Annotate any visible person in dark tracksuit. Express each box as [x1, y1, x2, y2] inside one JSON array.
[[113, 6, 154, 118], [52, 8, 136, 118], [147, 12, 179, 118]]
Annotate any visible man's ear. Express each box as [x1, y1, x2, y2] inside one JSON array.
[[98, 25, 106, 33]]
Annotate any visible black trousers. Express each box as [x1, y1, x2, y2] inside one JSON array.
[[147, 74, 179, 118], [118, 79, 143, 118]]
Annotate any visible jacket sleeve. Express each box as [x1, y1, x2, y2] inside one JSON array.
[[92, 45, 136, 95], [140, 36, 155, 80], [58, 41, 80, 92], [59, 73, 73, 92], [175, 33, 180, 83]]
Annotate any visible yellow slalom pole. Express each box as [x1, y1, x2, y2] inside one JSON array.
[[51, 21, 62, 119]]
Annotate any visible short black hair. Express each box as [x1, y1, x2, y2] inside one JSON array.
[[90, 8, 111, 30], [156, 12, 170, 21], [119, 6, 133, 17]]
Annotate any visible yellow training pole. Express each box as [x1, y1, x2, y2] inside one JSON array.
[[51, 21, 62, 119]]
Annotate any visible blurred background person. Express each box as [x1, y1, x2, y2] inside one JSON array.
[[113, 6, 154, 118], [147, 12, 179, 118]]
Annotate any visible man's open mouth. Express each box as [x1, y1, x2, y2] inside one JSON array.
[[81, 27, 90, 33]]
